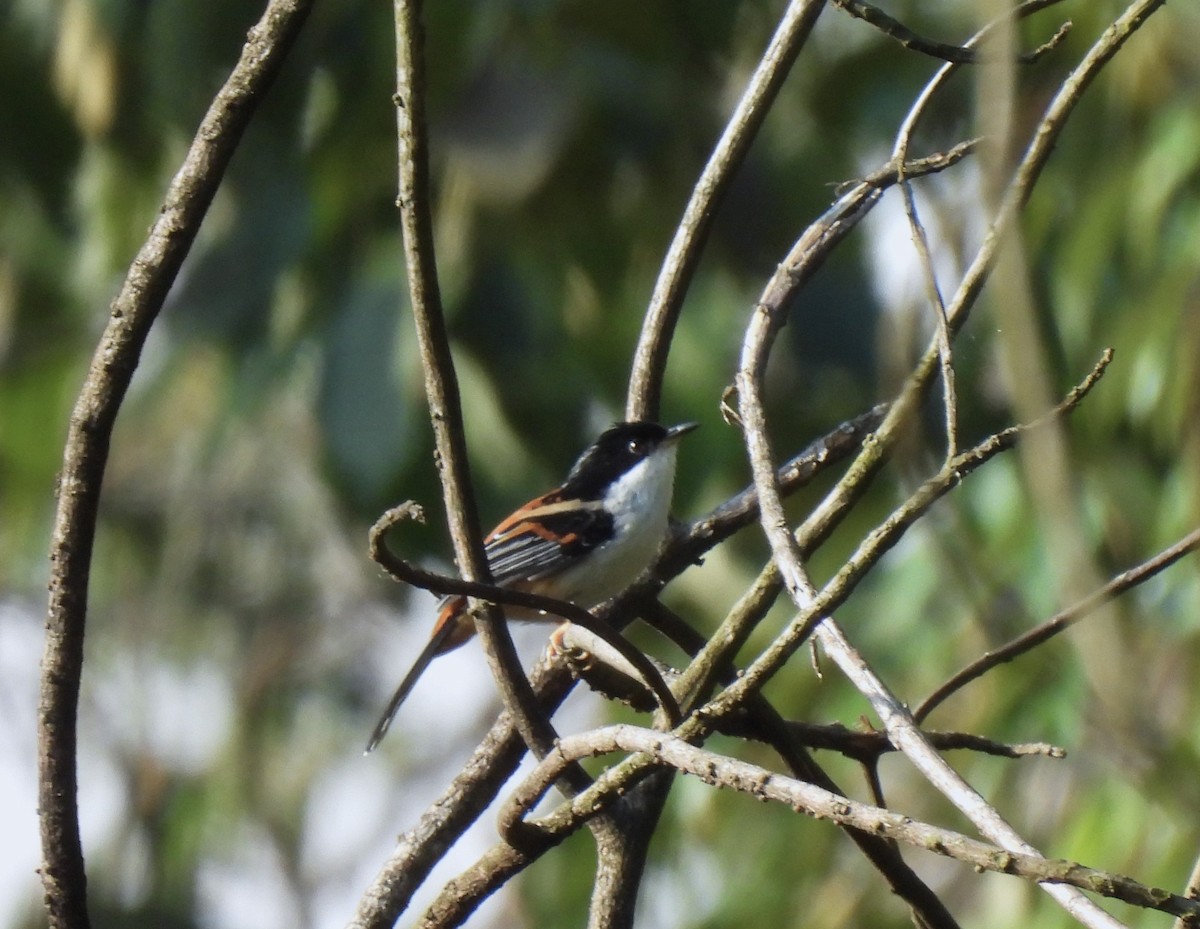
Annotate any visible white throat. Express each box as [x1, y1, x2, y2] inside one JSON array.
[[559, 444, 679, 607], [603, 444, 679, 537]]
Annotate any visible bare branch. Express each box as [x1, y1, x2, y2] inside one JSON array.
[[585, 774, 674, 929], [892, 0, 1075, 164], [38, 3, 314, 926], [832, 0, 1072, 65], [730, 13, 1157, 913], [716, 716, 1066, 764], [503, 725, 1200, 921], [815, 351, 1114, 627], [626, 0, 827, 421], [393, 0, 557, 761], [894, 163, 958, 455], [916, 526, 1200, 723]]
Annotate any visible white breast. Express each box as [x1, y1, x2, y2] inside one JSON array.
[[554, 443, 679, 608]]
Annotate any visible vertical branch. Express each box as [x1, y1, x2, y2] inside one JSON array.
[[38, 3, 314, 927], [392, 0, 480, 573], [625, 0, 827, 421], [392, 0, 557, 758], [884, 3, 1039, 460], [585, 773, 674, 929]]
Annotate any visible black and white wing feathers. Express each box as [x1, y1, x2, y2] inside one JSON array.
[[483, 492, 614, 585]]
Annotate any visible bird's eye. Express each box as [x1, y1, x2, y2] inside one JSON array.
[[627, 439, 644, 456]]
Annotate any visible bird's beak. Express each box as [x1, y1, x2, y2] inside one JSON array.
[[665, 421, 700, 443]]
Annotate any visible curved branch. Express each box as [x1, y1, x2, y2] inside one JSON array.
[[625, 0, 826, 421], [38, 3, 314, 927]]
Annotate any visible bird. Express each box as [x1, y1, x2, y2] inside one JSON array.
[[365, 420, 698, 752]]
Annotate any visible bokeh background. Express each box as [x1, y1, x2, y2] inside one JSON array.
[[3, 0, 1200, 926]]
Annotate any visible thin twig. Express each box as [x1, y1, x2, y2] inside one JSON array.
[[890, 0, 1073, 159], [833, 0, 1072, 65], [898, 174, 959, 456], [782, 722, 1065, 762], [916, 526, 1200, 723], [759, 8, 1173, 843], [38, 4, 314, 927]]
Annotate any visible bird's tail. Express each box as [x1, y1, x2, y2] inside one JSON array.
[[364, 598, 472, 753]]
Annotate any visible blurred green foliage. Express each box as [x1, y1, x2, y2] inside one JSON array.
[[4, 0, 1200, 927]]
